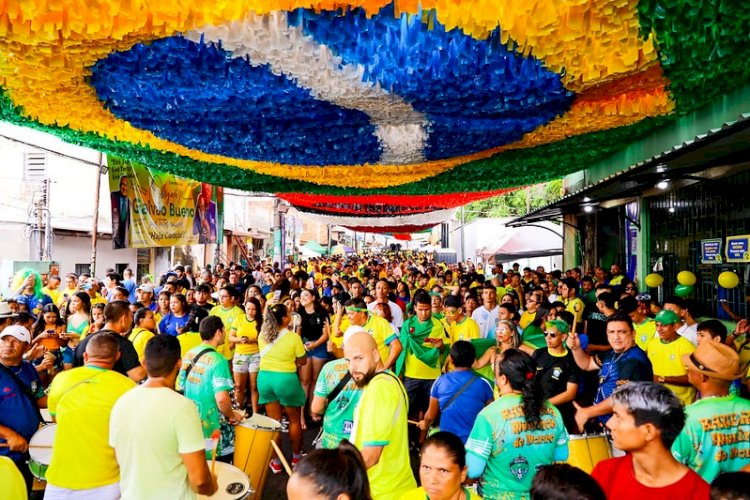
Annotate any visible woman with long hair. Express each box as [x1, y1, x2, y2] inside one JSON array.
[[31, 303, 66, 376], [466, 349, 569, 499], [229, 297, 263, 413], [128, 307, 156, 363], [473, 320, 521, 370], [395, 281, 411, 313], [65, 291, 91, 340], [258, 304, 307, 474], [158, 293, 190, 336], [154, 290, 171, 328], [297, 288, 330, 431]]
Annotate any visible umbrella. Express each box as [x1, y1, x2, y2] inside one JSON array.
[[331, 244, 356, 255]]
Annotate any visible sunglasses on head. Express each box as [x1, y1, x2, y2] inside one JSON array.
[[543, 331, 558, 338]]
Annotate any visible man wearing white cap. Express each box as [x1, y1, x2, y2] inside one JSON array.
[[0, 322, 48, 491], [671, 341, 750, 481], [310, 326, 366, 449], [136, 284, 156, 312]]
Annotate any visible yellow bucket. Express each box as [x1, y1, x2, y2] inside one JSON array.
[[566, 433, 613, 473], [233, 414, 282, 499]]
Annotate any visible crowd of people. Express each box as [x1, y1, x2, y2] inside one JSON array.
[[1, 256, 750, 499]]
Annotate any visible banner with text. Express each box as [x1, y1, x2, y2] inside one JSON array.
[[108, 157, 223, 249]]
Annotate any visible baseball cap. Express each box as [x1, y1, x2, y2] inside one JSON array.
[[0, 325, 31, 343], [654, 309, 681, 325], [137, 284, 154, 293]]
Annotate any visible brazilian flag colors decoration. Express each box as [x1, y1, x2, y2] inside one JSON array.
[[0, 1, 748, 226]]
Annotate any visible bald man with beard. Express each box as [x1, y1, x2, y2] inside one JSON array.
[[345, 332, 416, 500]]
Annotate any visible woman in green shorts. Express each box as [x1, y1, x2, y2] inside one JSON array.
[[258, 303, 307, 474]]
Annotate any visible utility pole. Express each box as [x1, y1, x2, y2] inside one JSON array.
[[90, 153, 104, 276]]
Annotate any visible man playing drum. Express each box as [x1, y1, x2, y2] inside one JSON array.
[[45, 332, 135, 499]]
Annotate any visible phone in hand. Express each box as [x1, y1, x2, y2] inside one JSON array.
[[273, 290, 282, 300]]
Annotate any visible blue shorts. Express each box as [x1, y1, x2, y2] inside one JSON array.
[[306, 343, 330, 360]]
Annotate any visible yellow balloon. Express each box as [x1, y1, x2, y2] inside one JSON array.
[[718, 271, 740, 289], [677, 271, 697, 286], [644, 273, 664, 288]]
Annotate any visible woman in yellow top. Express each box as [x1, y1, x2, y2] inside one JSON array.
[[258, 303, 307, 474], [229, 297, 263, 413], [400, 431, 480, 500], [128, 308, 157, 362]]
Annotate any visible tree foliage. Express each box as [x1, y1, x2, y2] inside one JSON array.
[[459, 180, 563, 223]]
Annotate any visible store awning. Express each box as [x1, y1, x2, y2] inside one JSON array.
[[509, 112, 750, 227], [487, 223, 562, 262]]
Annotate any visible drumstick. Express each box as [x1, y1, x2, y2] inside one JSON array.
[[209, 429, 220, 476], [407, 420, 420, 425], [0, 444, 53, 448], [269, 440, 293, 476]]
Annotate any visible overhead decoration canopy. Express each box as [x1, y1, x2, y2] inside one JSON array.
[[0, 0, 747, 231]]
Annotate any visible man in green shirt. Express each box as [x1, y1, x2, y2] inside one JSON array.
[[310, 353, 363, 449], [177, 316, 243, 461], [671, 341, 750, 481]]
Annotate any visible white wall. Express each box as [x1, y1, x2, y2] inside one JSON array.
[[0, 125, 135, 276]]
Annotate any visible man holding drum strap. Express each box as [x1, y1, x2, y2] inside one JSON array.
[[44, 332, 135, 499], [0, 320, 47, 492]]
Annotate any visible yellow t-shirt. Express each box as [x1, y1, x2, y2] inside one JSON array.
[[46, 366, 136, 489], [634, 318, 658, 351], [59, 287, 78, 306], [400, 486, 482, 500], [331, 316, 351, 349], [209, 305, 244, 359], [519, 310, 536, 330], [258, 329, 306, 373], [564, 297, 585, 326], [0, 456, 26, 500], [43, 287, 61, 307], [128, 327, 155, 362], [178, 332, 203, 358], [230, 315, 260, 355], [646, 336, 697, 405], [405, 318, 447, 380], [351, 372, 416, 500], [447, 316, 481, 344], [90, 294, 107, 306], [363, 315, 399, 366]]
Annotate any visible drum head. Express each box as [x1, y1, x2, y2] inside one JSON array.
[[29, 424, 56, 463], [240, 413, 281, 431], [200, 462, 253, 500]]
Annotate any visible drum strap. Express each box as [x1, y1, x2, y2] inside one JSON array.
[[442, 374, 478, 413], [327, 372, 352, 405], [0, 362, 44, 425], [178, 347, 214, 395]]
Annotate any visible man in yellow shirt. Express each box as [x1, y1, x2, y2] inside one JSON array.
[[345, 331, 416, 500], [396, 292, 447, 445], [646, 310, 696, 405], [442, 295, 480, 345], [345, 298, 402, 370], [209, 286, 244, 360], [45, 332, 136, 498], [619, 296, 657, 350], [560, 278, 585, 327], [42, 275, 62, 308]]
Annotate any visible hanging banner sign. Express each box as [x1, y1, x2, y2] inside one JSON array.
[[725, 235, 750, 263], [108, 157, 223, 249], [700, 238, 723, 264]]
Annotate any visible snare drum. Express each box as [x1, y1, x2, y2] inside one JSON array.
[[199, 462, 253, 500], [28, 424, 56, 481], [566, 433, 613, 473]]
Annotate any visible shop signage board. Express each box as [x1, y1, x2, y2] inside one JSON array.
[[700, 238, 723, 264], [725, 235, 750, 263]]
